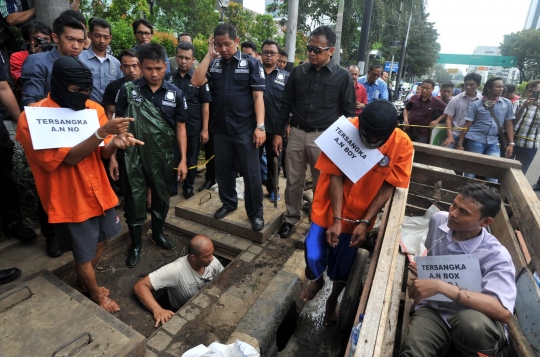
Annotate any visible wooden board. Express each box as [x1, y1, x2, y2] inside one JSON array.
[[411, 166, 500, 192], [409, 181, 457, 204], [413, 142, 521, 180], [175, 189, 285, 243], [508, 315, 537, 357], [490, 203, 528, 277], [0, 271, 146, 357], [500, 168, 540, 275], [356, 187, 408, 357], [514, 269, 540, 355]]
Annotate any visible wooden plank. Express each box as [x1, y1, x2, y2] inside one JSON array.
[[413, 142, 521, 179], [508, 315, 537, 357], [380, 251, 407, 356], [405, 204, 427, 217], [514, 268, 540, 355], [344, 198, 392, 357], [489, 203, 527, 276], [356, 187, 408, 357], [515, 230, 532, 264], [400, 270, 415, 348], [500, 168, 540, 275], [409, 181, 457, 204], [411, 166, 500, 192]]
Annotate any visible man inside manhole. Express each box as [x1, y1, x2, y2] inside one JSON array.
[[133, 234, 223, 327], [301, 100, 413, 326]]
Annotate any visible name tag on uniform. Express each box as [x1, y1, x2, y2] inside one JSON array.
[[210, 68, 222, 73], [130, 89, 143, 102], [235, 69, 249, 74], [162, 100, 176, 107], [274, 79, 285, 87]]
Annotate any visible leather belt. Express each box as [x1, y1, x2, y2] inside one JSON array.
[[291, 123, 329, 133]]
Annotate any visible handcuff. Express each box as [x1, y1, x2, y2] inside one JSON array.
[[333, 215, 370, 225]]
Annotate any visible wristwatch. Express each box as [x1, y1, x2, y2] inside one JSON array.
[[508, 142, 515, 146], [256, 124, 266, 131]]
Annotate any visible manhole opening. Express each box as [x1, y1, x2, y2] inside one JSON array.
[[276, 301, 300, 351]]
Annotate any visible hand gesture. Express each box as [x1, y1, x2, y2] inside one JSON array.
[[153, 306, 175, 327], [326, 222, 342, 247], [408, 277, 442, 304], [253, 128, 266, 148], [441, 136, 454, 148], [428, 120, 438, 128], [102, 117, 134, 135], [207, 36, 219, 58], [177, 161, 188, 182], [505, 145, 513, 158], [350, 222, 368, 248], [112, 132, 144, 149]]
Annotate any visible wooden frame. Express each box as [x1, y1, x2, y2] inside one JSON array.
[[346, 142, 540, 357]]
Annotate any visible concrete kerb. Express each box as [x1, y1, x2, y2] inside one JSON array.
[[230, 249, 307, 356]]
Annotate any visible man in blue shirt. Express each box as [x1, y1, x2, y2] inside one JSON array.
[[456, 77, 515, 183], [78, 18, 122, 104], [21, 13, 86, 105], [132, 19, 170, 72], [358, 63, 389, 102]]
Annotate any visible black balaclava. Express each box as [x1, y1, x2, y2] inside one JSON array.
[[359, 100, 398, 149], [50, 56, 93, 111]]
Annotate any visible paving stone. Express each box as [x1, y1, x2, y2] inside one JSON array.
[[240, 251, 256, 262], [162, 315, 188, 335], [147, 331, 172, 351], [220, 234, 238, 247], [231, 238, 252, 251], [192, 293, 211, 309], [165, 341, 189, 356], [178, 306, 201, 321], [299, 223, 310, 230], [205, 285, 222, 297], [145, 350, 158, 357], [248, 244, 263, 255]]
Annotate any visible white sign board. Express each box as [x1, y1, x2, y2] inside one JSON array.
[[25, 107, 102, 150], [416, 255, 483, 302], [314, 116, 384, 183]]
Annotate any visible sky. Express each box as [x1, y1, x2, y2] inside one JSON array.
[[244, 0, 531, 54]]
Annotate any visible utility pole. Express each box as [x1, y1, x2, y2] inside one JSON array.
[[394, 3, 413, 99], [285, 0, 299, 66], [334, 0, 346, 65], [356, 0, 374, 75]]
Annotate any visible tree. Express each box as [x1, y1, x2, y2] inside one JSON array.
[[501, 29, 540, 83], [225, 3, 279, 46], [433, 64, 452, 83], [153, 0, 219, 36]]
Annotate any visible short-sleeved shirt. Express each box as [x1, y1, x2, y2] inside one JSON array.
[[405, 94, 446, 137], [262, 65, 289, 133], [0, 0, 16, 18], [514, 104, 540, 149], [9, 50, 29, 86], [311, 118, 413, 233], [165, 69, 212, 136], [102, 77, 126, 107], [149, 255, 224, 309], [78, 46, 123, 103], [354, 81, 368, 116], [206, 50, 266, 135], [115, 76, 186, 130], [465, 97, 515, 145], [20, 47, 62, 105], [357, 76, 389, 102], [16, 95, 118, 223], [443, 91, 483, 137], [275, 59, 356, 135], [416, 211, 516, 329]]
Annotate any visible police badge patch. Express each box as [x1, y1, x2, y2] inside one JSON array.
[[379, 156, 390, 167], [212, 59, 222, 68], [165, 91, 176, 102], [259, 67, 265, 79], [238, 59, 248, 68]]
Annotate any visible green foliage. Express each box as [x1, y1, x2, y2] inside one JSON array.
[[152, 31, 178, 58], [516, 81, 528, 97], [226, 2, 279, 46], [152, 0, 219, 37], [193, 34, 209, 63], [251, 14, 278, 46], [501, 29, 540, 83], [433, 64, 452, 83], [11, 144, 38, 228], [107, 17, 135, 56]]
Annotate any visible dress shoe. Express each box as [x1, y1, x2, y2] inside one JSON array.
[[214, 206, 236, 219], [0, 267, 21, 285], [183, 188, 195, 199], [126, 225, 143, 268], [251, 217, 264, 231], [198, 179, 216, 192], [46, 236, 63, 258], [5, 221, 37, 243], [278, 222, 294, 238], [151, 217, 176, 250], [532, 183, 540, 191]]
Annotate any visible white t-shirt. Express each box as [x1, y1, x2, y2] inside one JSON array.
[[149, 255, 224, 309]]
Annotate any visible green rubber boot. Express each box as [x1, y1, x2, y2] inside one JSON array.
[[126, 225, 143, 267], [151, 217, 176, 250]]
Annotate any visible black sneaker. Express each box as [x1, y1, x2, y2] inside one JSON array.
[[532, 183, 540, 192], [5, 222, 37, 243]]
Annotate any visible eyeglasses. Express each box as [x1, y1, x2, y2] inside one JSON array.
[[136, 31, 152, 37], [262, 51, 278, 57], [306, 45, 331, 54]]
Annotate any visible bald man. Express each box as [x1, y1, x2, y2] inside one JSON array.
[[133, 235, 223, 326], [349, 65, 368, 116]]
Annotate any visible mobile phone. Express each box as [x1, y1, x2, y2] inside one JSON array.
[[533, 90, 540, 101]]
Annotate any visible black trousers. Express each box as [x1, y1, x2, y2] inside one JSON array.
[[0, 123, 22, 228], [204, 132, 215, 181], [183, 135, 200, 191], [214, 130, 263, 219], [258, 132, 281, 193]]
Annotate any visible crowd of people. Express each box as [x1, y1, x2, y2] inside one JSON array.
[[0, 5, 534, 356]]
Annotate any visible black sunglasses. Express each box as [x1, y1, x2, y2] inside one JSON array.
[[306, 45, 331, 54]]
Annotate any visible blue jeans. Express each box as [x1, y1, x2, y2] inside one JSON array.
[[463, 139, 500, 183], [511, 146, 538, 174]]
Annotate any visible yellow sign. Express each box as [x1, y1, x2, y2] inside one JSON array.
[[447, 68, 458, 74]]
